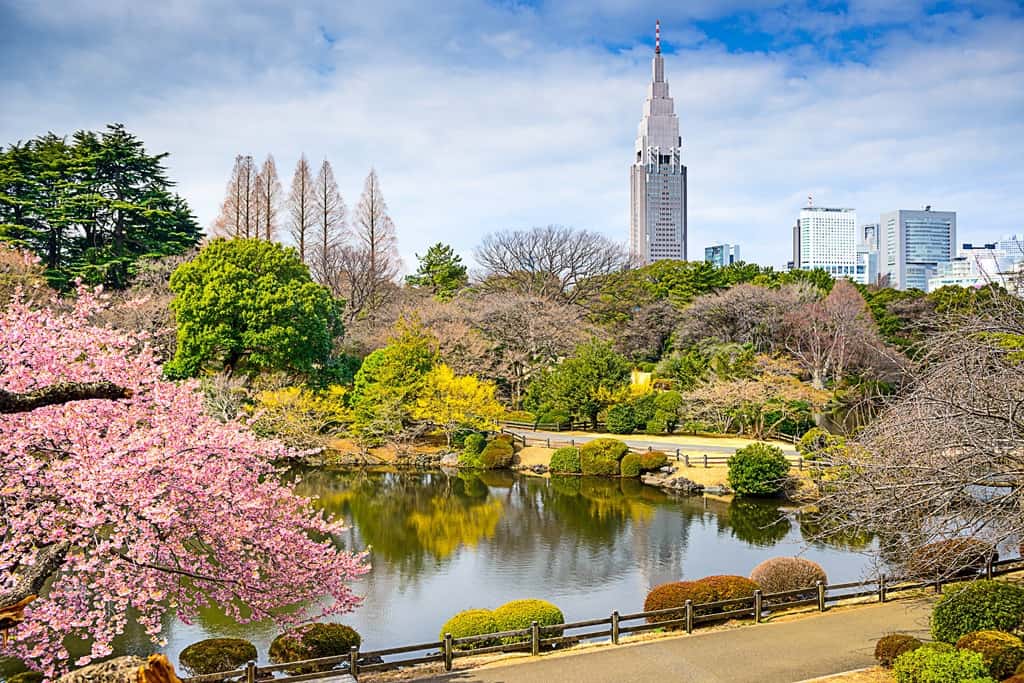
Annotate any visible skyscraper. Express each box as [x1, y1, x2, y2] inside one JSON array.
[[630, 20, 687, 264], [705, 243, 740, 267], [796, 204, 858, 279], [879, 208, 956, 291]]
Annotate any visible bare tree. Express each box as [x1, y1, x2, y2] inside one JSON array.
[[784, 280, 896, 389], [287, 155, 316, 263], [211, 155, 257, 238], [474, 225, 630, 305], [349, 169, 399, 318], [812, 293, 1024, 579], [310, 159, 347, 285], [254, 154, 281, 241]]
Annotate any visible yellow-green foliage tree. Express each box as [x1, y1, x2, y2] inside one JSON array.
[[412, 364, 504, 446]]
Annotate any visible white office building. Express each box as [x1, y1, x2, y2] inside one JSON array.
[[630, 21, 687, 264], [705, 243, 740, 267], [928, 243, 1013, 291], [996, 234, 1024, 265], [795, 206, 858, 280], [879, 208, 956, 290]]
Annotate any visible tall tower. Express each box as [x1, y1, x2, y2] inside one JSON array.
[[630, 20, 687, 264]]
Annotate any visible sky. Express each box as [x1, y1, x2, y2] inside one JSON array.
[[1, 0, 1023, 271]]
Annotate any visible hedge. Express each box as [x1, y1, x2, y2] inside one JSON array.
[[727, 442, 790, 496], [480, 435, 515, 469], [492, 599, 564, 644], [580, 438, 629, 476], [439, 608, 499, 650], [893, 643, 994, 683], [549, 446, 581, 474], [875, 634, 923, 668], [956, 630, 1024, 679], [269, 623, 361, 674], [749, 557, 827, 598], [932, 580, 1024, 643], [179, 637, 257, 676]]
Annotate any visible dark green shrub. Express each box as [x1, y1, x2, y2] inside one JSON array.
[[180, 637, 257, 676], [463, 432, 486, 456], [439, 608, 499, 650], [549, 446, 581, 474], [492, 599, 564, 644], [893, 644, 994, 683], [620, 452, 642, 478], [653, 391, 683, 432], [749, 557, 827, 598], [269, 623, 361, 674], [932, 580, 1024, 643], [579, 438, 629, 477], [7, 673, 45, 683], [480, 435, 515, 469], [605, 403, 636, 434], [796, 427, 843, 460], [956, 630, 1024, 678], [875, 634, 923, 667], [458, 449, 483, 468], [629, 393, 657, 426], [727, 442, 790, 496], [644, 412, 669, 434], [907, 538, 996, 579], [537, 409, 570, 428], [639, 451, 668, 471]]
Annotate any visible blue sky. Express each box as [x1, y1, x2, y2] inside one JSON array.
[[2, 0, 1022, 270]]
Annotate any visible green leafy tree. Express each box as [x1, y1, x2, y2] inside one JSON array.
[[349, 320, 439, 443], [0, 124, 201, 288], [405, 242, 468, 300], [727, 442, 791, 496], [165, 238, 341, 378], [525, 339, 630, 429]]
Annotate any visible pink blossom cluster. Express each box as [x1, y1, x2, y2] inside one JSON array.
[[0, 288, 368, 677]]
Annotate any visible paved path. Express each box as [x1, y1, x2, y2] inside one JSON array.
[[503, 428, 799, 460], [414, 600, 933, 683]]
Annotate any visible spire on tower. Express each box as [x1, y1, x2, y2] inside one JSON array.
[[655, 19, 661, 54]]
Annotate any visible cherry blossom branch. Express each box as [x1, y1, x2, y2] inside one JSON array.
[[0, 382, 131, 414]]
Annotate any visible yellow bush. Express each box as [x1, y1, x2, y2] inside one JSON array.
[[250, 385, 349, 447]]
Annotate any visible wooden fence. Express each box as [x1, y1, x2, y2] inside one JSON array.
[[181, 555, 1024, 682], [498, 427, 805, 468]]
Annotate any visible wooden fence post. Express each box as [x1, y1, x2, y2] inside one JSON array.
[[684, 453, 690, 467], [685, 600, 694, 633], [934, 578, 942, 594], [987, 554, 995, 580], [245, 660, 256, 683], [675, 448, 680, 461], [754, 590, 763, 623], [444, 633, 453, 671], [611, 611, 620, 645], [703, 454, 708, 468], [530, 620, 540, 656], [816, 581, 825, 612], [546, 437, 551, 448], [570, 439, 575, 447], [879, 574, 887, 603], [349, 644, 360, 679]]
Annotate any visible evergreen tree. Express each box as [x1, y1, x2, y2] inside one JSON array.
[[406, 242, 468, 300]]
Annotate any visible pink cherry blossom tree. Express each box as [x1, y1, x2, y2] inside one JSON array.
[[0, 285, 368, 678]]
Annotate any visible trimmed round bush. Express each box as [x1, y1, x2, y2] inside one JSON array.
[[640, 451, 668, 471], [439, 608, 499, 650], [907, 538, 996, 579], [605, 403, 636, 434], [749, 557, 827, 599], [698, 575, 760, 606], [893, 644, 994, 683], [492, 599, 565, 645], [7, 673, 45, 683], [643, 581, 701, 627], [549, 446, 581, 474], [480, 435, 515, 469], [537, 409, 570, 428], [579, 438, 629, 477], [875, 634, 923, 668], [620, 452, 642, 478], [956, 630, 1024, 679], [180, 637, 257, 676], [269, 623, 361, 674], [727, 442, 790, 496], [932, 580, 1024, 643], [644, 575, 760, 626]]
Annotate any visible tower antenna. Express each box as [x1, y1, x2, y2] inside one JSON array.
[[808, 193, 813, 208], [655, 19, 661, 54]]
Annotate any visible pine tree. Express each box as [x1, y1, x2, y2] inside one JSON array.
[[287, 155, 316, 263]]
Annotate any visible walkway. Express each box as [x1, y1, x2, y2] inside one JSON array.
[[502, 427, 799, 459], [414, 599, 933, 683]]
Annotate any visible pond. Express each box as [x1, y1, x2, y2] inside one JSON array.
[[2, 469, 876, 677]]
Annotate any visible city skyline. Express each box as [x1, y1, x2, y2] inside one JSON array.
[[1, 2, 1022, 271]]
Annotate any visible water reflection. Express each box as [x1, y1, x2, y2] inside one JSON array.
[[2, 470, 874, 678]]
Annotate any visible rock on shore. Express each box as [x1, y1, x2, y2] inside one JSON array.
[[641, 470, 709, 495]]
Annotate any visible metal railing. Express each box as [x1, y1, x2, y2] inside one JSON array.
[[182, 555, 1024, 682]]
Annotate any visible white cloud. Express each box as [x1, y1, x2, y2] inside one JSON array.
[[1, 1, 1022, 268]]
